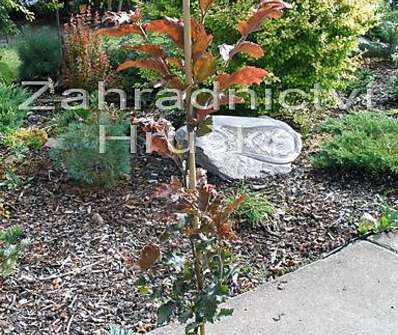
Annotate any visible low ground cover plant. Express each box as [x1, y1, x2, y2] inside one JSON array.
[[312, 112, 398, 176], [357, 203, 398, 235], [4, 128, 48, 150], [16, 26, 62, 80]]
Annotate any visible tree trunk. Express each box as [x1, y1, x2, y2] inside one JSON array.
[[182, 1, 205, 334]]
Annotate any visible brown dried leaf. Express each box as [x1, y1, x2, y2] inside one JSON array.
[[138, 244, 160, 271]]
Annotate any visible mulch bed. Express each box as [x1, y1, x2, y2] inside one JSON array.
[[1, 60, 398, 334], [1, 141, 397, 334]]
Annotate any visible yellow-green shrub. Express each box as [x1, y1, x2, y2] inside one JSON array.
[[5, 128, 48, 150]]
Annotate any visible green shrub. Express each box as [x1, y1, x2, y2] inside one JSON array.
[[140, 0, 378, 114], [52, 108, 94, 135], [0, 82, 27, 134], [346, 68, 376, 93], [0, 47, 20, 84], [0, 225, 29, 278], [50, 119, 131, 187], [367, 8, 398, 60], [312, 112, 398, 176], [228, 187, 275, 227], [16, 26, 62, 80], [4, 128, 48, 150]]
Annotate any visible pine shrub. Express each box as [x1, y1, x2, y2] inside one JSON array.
[[50, 119, 131, 187]]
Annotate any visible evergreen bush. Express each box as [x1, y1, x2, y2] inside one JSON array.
[[16, 26, 62, 80], [0, 82, 27, 134], [312, 112, 398, 176], [50, 119, 131, 187]]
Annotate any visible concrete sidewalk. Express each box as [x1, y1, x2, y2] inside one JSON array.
[[150, 233, 398, 335]]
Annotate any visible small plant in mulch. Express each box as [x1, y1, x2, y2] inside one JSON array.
[[97, 1, 289, 334], [227, 186, 275, 227], [0, 225, 30, 279]]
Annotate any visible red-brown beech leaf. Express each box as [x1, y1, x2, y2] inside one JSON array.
[[146, 18, 184, 49], [200, 0, 215, 12], [95, 24, 144, 37], [217, 66, 269, 90], [217, 223, 239, 241], [219, 94, 245, 106], [233, 42, 264, 59], [193, 52, 216, 82], [138, 244, 160, 271], [220, 42, 264, 61], [237, 0, 288, 36], [192, 19, 213, 59], [116, 59, 169, 77], [121, 44, 165, 58]]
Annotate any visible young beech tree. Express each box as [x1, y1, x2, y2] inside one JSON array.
[[97, 1, 289, 334]]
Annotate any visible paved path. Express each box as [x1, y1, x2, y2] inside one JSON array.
[[150, 233, 398, 335]]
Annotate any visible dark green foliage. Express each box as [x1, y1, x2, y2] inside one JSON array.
[[16, 27, 62, 80], [0, 82, 27, 133], [346, 68, 375, 93], [0, 225, 29, 278], [50, 119, 131, 187], [367, 9, 398, 61], [312, 112, 398, 176]]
